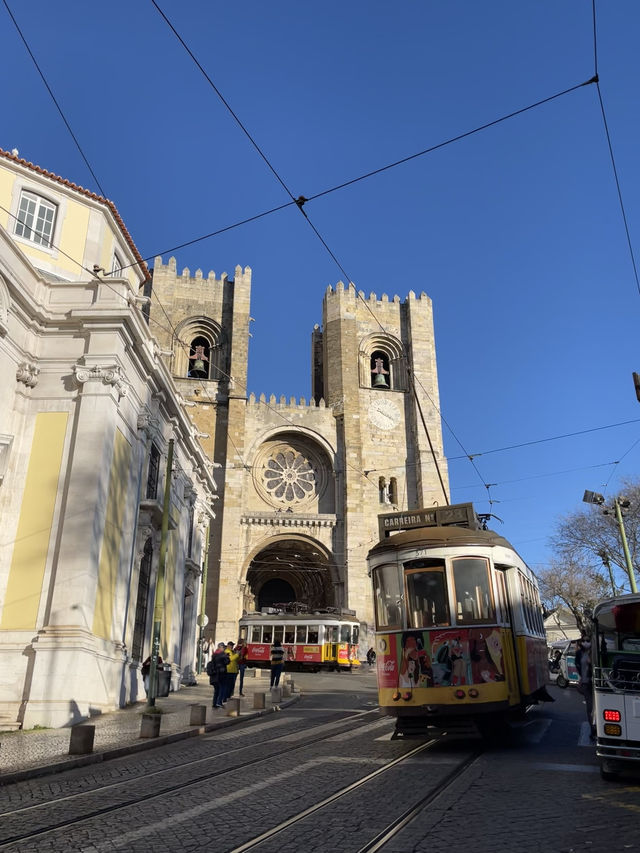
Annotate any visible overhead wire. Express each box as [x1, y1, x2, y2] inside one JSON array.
[[1, 0, 107, 198]]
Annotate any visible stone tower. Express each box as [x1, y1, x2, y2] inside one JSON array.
[[150, 262, 448, 643]]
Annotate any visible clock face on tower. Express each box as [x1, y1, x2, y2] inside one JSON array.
[[368, 397, 401, 431]]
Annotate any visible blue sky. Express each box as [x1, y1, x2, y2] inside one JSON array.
[[3, 1, 640, 574]]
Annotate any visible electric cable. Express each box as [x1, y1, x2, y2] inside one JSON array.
[[2, 0, 107, 198]]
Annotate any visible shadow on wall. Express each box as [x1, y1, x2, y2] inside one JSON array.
[[119, 660, 142, 707]]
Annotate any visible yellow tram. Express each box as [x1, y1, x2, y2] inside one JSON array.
[[367, 503, 550, 737], [239, 606, 361, 672]]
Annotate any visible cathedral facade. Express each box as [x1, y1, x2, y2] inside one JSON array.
[[150, 259, 449, 646]]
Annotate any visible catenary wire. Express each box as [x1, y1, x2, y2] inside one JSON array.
[[2, 0, 107, 198]]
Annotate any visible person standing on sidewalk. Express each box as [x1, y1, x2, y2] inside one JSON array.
[[224, 641, 240, 702], [208, 643, 230, 708], [270, 639, 286, 687], [235, 639, 249, 696], [575, 634, 595, 738]]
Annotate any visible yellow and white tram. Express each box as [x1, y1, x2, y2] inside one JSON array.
[[367, 503, 550, 737], [239, 607, 361, 672]]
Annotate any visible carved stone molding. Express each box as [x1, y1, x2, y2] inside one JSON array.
[[73, 363, 129, 399], [16, 362, 39, 387]]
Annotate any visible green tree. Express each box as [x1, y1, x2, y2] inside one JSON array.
[[538, 559, 610, 635]]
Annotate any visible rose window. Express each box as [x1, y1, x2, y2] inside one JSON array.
[[263, 451, 316, 503]]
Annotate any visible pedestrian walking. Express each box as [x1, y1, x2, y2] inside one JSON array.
[[141, 654, 163, 696], [207, 642, 230, 708], [224, 641, 240, 702], [270, 639, 286, 687], [366, 647, 376, 667], [575, 634, 595, 738], [235, 639, 249, 696]]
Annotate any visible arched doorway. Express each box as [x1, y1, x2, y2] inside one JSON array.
[[245, 539, 336, 612]]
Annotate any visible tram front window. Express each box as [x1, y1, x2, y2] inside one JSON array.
[[340, 625, 351, 643], [372, 563, 403, 629], [452, 557, 495, 623], [404, 560, 450, 627]]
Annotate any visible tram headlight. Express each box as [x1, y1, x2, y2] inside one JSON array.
[[604, 723, 622, 736], [468, 688, 479, 698], [454, 689, 466, 699]]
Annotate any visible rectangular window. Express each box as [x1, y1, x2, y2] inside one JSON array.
[[307, 625, 319, 644], [404, 559, 450, 628], [14, 191, 57, 247], [284, 627, 295, 644], [452, 557, 495, 624], [273, 625, 284, 644], [146, 443, 160, 500], [262, 627, 272, 643], [372, 563, 403, 629], [112, 252, 124, 277], [295, 625, 307, 643], [251, 625, 262, 642]]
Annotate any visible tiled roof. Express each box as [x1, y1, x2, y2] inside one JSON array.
[[0, 148, 150, 280]]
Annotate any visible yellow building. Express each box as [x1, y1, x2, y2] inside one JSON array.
[[0, 149, 216, 729]]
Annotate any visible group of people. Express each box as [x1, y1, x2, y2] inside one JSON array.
[[206, 640, 249, 708], [206, 638, 287, 706]]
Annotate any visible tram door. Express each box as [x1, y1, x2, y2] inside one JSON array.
[[495, 567, 522, 705]]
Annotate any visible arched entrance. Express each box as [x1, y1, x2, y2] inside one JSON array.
[[245, 539, 336, 612]]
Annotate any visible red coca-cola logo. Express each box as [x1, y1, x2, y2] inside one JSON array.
[[382, 660, 396, 673], [253, 646, 266, 654]]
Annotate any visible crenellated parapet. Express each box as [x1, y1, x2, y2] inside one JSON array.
[[248, 393, 327, 410], [152, 256, 252, 289], [324, 281, 430, 305]]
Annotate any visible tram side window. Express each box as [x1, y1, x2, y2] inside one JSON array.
[[340, 625, 352, 643], [295, 625, 307, 643], [327, 626, 339, 643], [372, 563, 403, 629], [404, 559, 450, 628], [263, 628, 272, 643], [273, 626, 284, 644], [452, 557, 495, 624], [284, 627, 295, 644], [352, 624, 359, 645], [251, 625, 262, 643], [307, 625, 320, 644]]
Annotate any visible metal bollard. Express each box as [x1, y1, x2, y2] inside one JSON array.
[[189, 704, 207, 726], [253, 691, 266, 710], [69, 725, 95, 755], [226, 697, 241, 717]]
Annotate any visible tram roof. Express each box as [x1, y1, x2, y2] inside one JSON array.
[[369, 524, 516, 555], [593, 593, 640, 618]]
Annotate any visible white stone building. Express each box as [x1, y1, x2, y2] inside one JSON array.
[[0, 149, 216, 728]]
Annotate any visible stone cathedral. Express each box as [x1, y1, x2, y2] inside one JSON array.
[[150, 257, 449, 644]]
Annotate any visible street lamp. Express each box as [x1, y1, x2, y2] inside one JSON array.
[[583, 490, 638, 594]]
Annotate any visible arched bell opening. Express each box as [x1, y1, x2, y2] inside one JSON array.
[[188, 335, 211, 379], [245, 538, 336, 612]]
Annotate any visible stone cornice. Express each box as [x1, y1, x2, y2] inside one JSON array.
[[240, 512, 336, 528]]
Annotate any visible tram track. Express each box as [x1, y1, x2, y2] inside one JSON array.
[[230, 743, 483, 853], [0, 708, 387, 849]]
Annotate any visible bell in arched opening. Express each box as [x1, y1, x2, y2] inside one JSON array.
[[188, 337, 210, 379], [371, 354, 389, 388]]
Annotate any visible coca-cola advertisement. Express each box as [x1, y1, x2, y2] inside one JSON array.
[[376, 634, 397, 687]]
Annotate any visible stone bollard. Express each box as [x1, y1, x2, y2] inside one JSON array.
[[271, 686, 283, 703], [226, 697, 241, 717], [282, 683, 292, 698], [189, 704, 207, 726], [288, 679, 295, 693], [253, 691, 266, 710], [69, 725, 95, 755], [140, 712, 161, 738]]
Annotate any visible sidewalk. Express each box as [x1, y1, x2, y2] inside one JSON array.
[[0, 669, 299, 785]]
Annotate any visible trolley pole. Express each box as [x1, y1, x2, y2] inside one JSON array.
[[147, 438, 174, 708], [614, 497, 638, 594], [196, 524, 209, 675]]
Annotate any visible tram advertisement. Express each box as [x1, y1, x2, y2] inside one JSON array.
[[377, 628, 507, 690], [247, 643, 322, 664]]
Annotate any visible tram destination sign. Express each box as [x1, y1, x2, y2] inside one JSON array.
[[378, 502, 480, 539]]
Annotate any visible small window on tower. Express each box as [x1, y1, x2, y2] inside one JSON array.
[[371, 351, 390, 389], [188, 336, 210, 379], [389, 477, 398, 505]]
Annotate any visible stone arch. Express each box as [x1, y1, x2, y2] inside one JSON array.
[[173, 316, 225, 381], [248, 429, 336, 514], [243, 533, 338, 612], [359, 332, 407, 391]]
